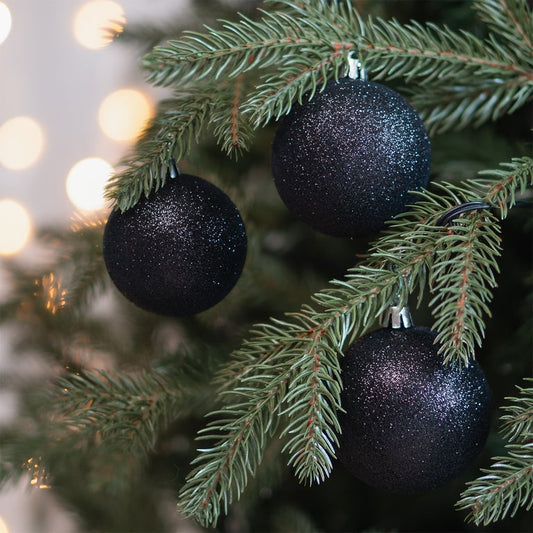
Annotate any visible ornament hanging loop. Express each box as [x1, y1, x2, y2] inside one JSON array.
[[381, 305, 413, 329], [436, 201, 492, 227], [436, 199, 533, 226], [346, 55, 368, 81]]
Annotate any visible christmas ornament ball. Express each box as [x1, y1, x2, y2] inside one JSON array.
[[338, 326, 491, 493], [271, 78, 431, 237], [103, 174, 247, 316]]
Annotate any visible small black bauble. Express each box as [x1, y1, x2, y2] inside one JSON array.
[[103, 174, 247, 316], [338, 325, 491, 493], [271, 78, 431, 237]]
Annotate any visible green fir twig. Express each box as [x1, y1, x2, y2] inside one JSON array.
[[457, 379, 533, 525], [0, 362, 219, 490], [474, 0, 533, 54], [105, 0, 533, 210], [51, 367, 214, 457], [105, 90, 214, 211], [177, 159, 532, 527], [429, 206, 501, 364]]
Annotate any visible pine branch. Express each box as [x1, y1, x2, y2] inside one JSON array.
[[241, 0, 364, 126], [410, 81, 533, 134], [426, 158, 533, 362], [178, 265, 405, 525], [361, 14, 533, 132], [50, 367, 213, 458], [474, 0, 533, 56], [211, 75, 255, 156], [177, 340, 290, 526], [177, 309, 343, 524], [105, 0, 533, 212], [280, 311, 344, 485], [143, 0, 532, 102], [105, 77, 259, 207], [0, 219, 108, 321], [0, 361, 219, 489], [0, 220, 115, 362], [501, 380, 533, 442], [242, 48, 348, 127], [457, 379, 533, 525], [54, 216, 109, 312], [361, 13, 532, 81], [177, 157, 530, 525], [469, 156, 533, 219], [143, 10, 311, 87], [429, 208, 501, 365], [105, 89, 213, 211]]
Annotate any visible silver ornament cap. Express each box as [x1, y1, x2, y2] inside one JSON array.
[[381, 305, 414, 329]]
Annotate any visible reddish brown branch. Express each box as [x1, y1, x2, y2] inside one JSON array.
[[231, 75, 244, 148]]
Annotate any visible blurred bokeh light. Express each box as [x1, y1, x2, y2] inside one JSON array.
[[98, 88, 153, 142], [73, 0, 125, 50], [0, 2, 11, 45], [66, 157, 114, 211], [0, 199, 32, 255], [0, 116, 45, 170]]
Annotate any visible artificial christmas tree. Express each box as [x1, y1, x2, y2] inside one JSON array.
[[0, 1, 531, 532]]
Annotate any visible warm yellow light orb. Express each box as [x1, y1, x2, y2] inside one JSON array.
[[0, 199, 32, 255], [73, 0, 125, 50], [66, 157, 114, 211], [98, 88, 152, 142], [0, 2, 12, 45], [0, 116, 45, 170]]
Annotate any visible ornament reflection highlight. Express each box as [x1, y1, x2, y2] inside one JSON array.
[[73, 0, 125, 50], [66, 157, 113, 211], [0, 199, 32, 255]]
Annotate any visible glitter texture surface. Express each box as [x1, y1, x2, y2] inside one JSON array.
[[338, 327, 492, 493], [271, 78, 431, 237], [103, 174, 247, 316]]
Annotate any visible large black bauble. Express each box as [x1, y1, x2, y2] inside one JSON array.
[[271, 78, 431, 237], [103, 174, 247, 316], [338, 327, 491, 493]]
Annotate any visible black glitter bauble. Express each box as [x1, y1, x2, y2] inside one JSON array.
[[338, 327, 491, 493], [271, 78, 431, 237], [103, 174, 247, 316]]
